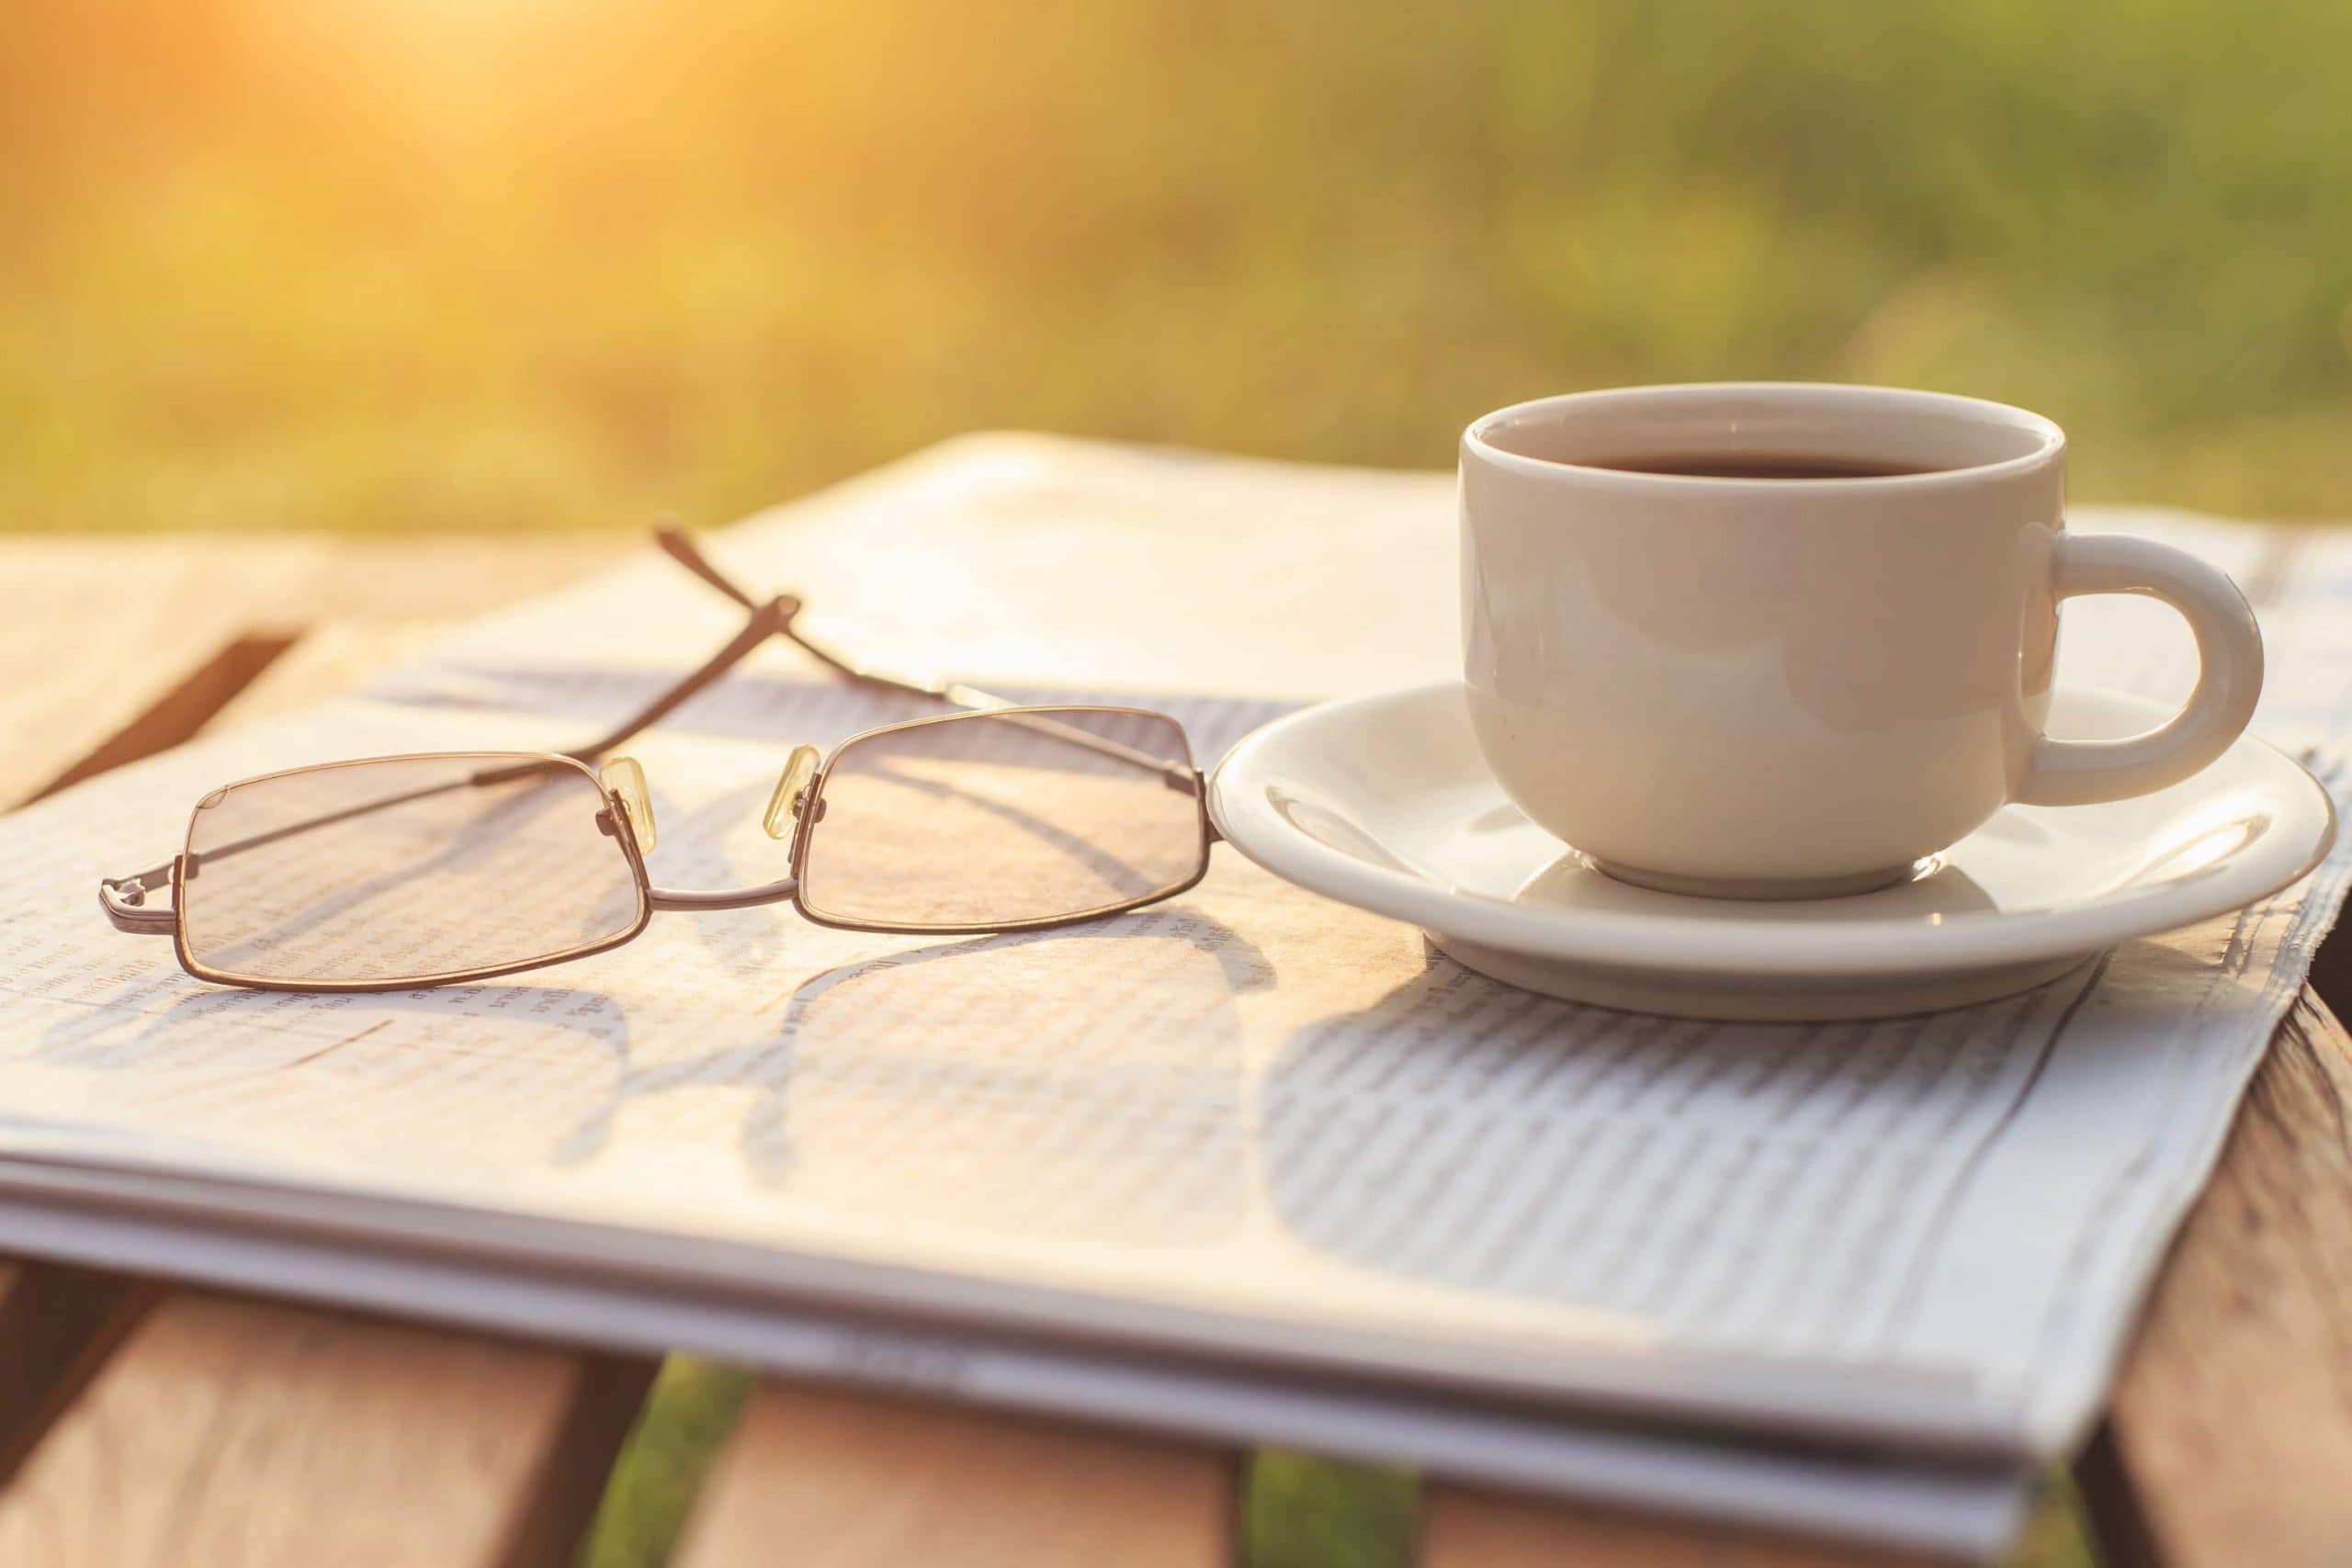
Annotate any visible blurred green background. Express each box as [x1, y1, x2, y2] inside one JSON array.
[[6, 0, 2349, 536]]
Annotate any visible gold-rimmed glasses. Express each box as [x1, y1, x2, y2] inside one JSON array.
[[99, 527, 1216, 992]]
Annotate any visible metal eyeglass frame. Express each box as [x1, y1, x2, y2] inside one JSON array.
[[98, 525, 1219, 992]]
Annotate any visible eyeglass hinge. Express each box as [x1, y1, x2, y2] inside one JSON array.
[[98, 864, 179, 935]]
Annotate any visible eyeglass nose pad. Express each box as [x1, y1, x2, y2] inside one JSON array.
[[598, 756, 659, 855], [763, 745, 822, 840]]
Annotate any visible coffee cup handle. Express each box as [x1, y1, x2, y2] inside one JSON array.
[[2015, 533, 2265, 807]]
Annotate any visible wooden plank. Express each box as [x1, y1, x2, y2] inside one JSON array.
[[674, 1382, 1235, 1568], [0, 1294, 651, 1568], [1420, 1485, 1931, 1567], [0, 534, 623, 804], [2084, 987, 2352, 1568]]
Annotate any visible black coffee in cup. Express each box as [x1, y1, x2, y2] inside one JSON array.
[[1578, 453, 1939, 479]]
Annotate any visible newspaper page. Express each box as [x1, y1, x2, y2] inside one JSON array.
[[2, 437, 2346, 1554]]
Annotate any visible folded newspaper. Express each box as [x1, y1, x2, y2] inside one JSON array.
[[5, 435, 2350, 1557]]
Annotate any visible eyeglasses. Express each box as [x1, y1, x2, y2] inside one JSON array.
[[100, 527, 1217, 992]]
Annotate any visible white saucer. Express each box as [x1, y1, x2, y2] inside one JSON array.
[[1209, 684, 2336, 1021]]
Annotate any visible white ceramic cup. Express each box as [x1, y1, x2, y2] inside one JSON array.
[[1460, 383, 2264, 898]]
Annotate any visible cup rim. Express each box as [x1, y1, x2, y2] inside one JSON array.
[[1462, 381, 2065, 491]]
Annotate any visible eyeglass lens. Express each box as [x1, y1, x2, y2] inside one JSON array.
[[796, 707, 1206, 930], [177, 754, 645, 987]]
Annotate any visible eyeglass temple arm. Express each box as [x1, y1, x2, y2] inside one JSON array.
[[560, 524, 1000, 765], [658, 523, 1007, 702], [650, 525, 1203, 793], [559, 598, 796, 764]]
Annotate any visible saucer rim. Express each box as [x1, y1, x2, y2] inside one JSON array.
[[1207, 682, 2338, 980]]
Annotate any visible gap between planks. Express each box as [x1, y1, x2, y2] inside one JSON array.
[[0, 533, 624, 805], [0, 1264, 156, 1488]]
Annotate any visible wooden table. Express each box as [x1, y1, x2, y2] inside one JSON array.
[[3, 532, 2348, 1567]]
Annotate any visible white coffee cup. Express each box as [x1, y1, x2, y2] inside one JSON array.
[[1460, 383, 2263, 898]]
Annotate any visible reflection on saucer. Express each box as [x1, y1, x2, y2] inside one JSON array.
[[1512, 851, 1998, 926]]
